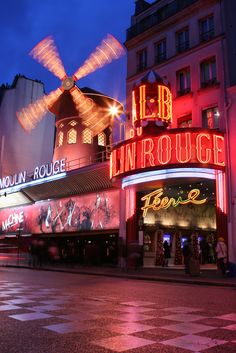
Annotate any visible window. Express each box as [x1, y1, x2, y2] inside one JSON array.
[[202, 107, 219, 129], [154, 39, 166, 64], [58, 131, 64, 147], [199, 15, 214, 42], [82, 128, 93, 144], [137, 48, 147, 73], [200, 57, 217, 88], [177, 114, 192, 128], [176, 28, 189, 53], [177, 67, 191, 96], [98, 132, 106, 146], [67, 128, 77, 144], [69, 120, 77, 127]]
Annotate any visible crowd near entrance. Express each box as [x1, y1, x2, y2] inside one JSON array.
[[139, 179, 218, 269], [143, 228, 216, 268], [0, 233, 118, 267]]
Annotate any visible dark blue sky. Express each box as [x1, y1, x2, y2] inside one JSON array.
[[0, 0, 135, 105]]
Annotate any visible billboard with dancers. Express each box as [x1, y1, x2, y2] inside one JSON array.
[[0, 190, 119, 235]]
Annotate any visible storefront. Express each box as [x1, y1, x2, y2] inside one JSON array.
[[110, 75, 227, 268], [0, 75, 228, 269], [0, 190, 119, 265]]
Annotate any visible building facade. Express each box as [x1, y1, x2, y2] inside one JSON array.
[[118, 0, 236, 265], [0, 0, 236, 269], [0, 76, 123, 266], [0, 75, 55, 178]]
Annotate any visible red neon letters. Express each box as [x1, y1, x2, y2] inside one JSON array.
[[110, 131, 225, 179], [132, 84, 172, 125]]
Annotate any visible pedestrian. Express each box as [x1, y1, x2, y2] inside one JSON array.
[[182, 239, 192, 274], [163, 240, 170, 267], [215, 237, 227, 276]]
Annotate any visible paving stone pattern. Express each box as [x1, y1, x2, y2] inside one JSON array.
[[0, 280, 236, 352]]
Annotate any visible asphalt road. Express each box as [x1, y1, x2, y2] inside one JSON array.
[[0, 268, 236, 353]]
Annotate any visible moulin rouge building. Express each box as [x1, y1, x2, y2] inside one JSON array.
[[1, 0, 236, 267], [0, 71, 229, 268]]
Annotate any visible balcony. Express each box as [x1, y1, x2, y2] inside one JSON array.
[[177, 87, 191, 96], [155, 53, 167, 64], [200, 29, 215, 42], [176, 41, 190, 54], [201, 78, 219, 89], [126, 0, 198, 41], [136, 63, 148, 73]]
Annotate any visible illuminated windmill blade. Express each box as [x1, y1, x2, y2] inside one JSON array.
[[17, 88, 62, 132], [30, 36, 67, 80], [73, 34, 125, 81], [70, 86, 100, 122], [80, 105, 112, 136], [85, 114, 111, 136]]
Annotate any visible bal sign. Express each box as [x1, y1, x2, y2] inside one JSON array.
[[110, 80, 225, 179]]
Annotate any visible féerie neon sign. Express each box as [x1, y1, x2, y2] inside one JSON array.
[[141, 188, 207, 217]]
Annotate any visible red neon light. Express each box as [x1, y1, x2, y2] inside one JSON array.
[[141, 139, 155, 168], [110, 131, 225, 179], [196, 134, 211, 163], [137, 127, 143, 136], [132, 90, 137, 125], [215, 170, 227, 214], [125, 143, 136, 171], [139, 85, 146, 120], [157, 135, 171, 165], [129, 129, 135, 138], [158, 85, 172, 122], [176, 133, 191, 163], [132, 83, 172, 126], [120, 146, 125, 174], [213, 135, 225, 166]]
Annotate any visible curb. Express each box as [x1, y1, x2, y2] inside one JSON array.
[[2, 264, 236, 288]]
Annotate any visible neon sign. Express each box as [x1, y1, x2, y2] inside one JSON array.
[[141, 188, 207, 217], [0, 158, 66, 191], [110, 131, 225, 179], [132, 83, 172, 126]]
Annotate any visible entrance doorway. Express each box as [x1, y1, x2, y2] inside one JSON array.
[[139, 179, 217, 268]]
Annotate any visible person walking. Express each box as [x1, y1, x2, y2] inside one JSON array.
[[182, 239, 192, 274], [215, 237, 227, 276], [163, 240, 170, 267]]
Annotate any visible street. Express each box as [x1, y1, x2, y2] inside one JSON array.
[[0, 268, 236, 353]]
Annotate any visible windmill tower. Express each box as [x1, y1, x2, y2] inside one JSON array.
[[17, 35, 124, 169]]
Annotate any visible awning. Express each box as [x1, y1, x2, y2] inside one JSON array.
[[1, 161, 115, 208]]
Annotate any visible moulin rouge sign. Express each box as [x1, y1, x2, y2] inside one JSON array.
[[110, 131, 225, 179], [0, 159, 66, 191]]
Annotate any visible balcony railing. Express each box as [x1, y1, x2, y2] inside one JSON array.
[[126, 0, 198, 41], [176, 41, 190, 53], [200, 29, 215, 42], [65, 149, 110, 171], [155, 53, 167, 64], [136, 63, 147, 73], [177, 87, 191, 96], [201, 78, 218, 89]]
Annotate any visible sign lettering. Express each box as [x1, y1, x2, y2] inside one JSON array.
[[141, 188, 207, 217], [110, 131, 225, 179], [0, 158, 66, 191]]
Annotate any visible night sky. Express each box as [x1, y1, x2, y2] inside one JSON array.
[[0, 0, 135, 105]]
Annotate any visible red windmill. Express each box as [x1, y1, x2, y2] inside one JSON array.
[[17, 35, 125, 165]]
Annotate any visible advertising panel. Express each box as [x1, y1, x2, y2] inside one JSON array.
[[0, 190, 119, 235]]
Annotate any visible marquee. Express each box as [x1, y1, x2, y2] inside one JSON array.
[[110, 130, 225, 179]]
